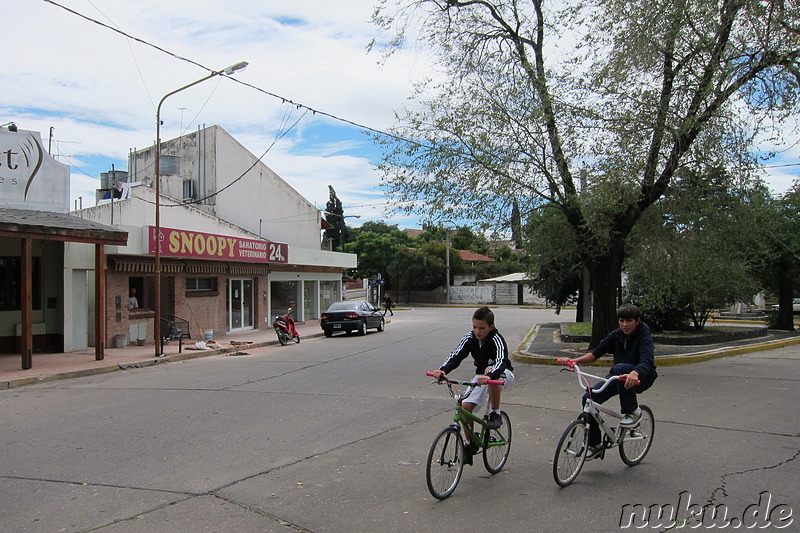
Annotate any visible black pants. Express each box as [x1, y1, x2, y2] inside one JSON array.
[[582, 363, 639, 446]]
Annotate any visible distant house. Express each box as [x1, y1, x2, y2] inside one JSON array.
[[403, 228, 425, 239], [458, 250, 495, 266], [477, 273, 546, 305]]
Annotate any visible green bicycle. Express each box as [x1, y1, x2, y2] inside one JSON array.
[[425, 372, 512, 500]]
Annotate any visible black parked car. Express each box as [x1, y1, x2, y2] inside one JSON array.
[[320, 300, 385, 337]]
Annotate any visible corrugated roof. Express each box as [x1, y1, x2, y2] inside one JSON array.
[[479, 272, 530, 282], [0, 208, 128, 245]]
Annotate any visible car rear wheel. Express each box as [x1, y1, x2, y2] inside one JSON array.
[[323, 329, 333, 337], [359, 320, 368, 336]]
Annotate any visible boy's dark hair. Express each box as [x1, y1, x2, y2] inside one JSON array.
[[473, 306, 495, 326], [617, 304, 642, 320]]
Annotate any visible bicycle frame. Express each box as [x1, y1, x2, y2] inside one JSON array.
[[427, 373, 506, 449], [426, 372, 512, 499], [564, 363, 645, 446], [576, 368, 630, 445]]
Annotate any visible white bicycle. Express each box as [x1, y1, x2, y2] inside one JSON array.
[[553, 362, 655, 487]]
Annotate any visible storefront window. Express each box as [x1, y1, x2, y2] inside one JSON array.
[[319, 280, 339, 314], [186, 277, 216, 291], [303, 281, 318, 321], [271, 280, 299, 319]]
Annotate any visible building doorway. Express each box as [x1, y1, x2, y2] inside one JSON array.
[[227, 278, 253, 332]]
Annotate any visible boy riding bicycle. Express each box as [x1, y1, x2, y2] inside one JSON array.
[[556, 304, 657, 459], [430, 306, 515, 464]]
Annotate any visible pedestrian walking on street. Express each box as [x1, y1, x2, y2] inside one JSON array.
[[383, 292, 394, 316]]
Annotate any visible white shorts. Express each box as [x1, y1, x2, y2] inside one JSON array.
[[463, 369, 515, 408]]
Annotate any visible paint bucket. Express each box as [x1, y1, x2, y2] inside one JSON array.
[[115, 334, 128, 349], [204, 329, 213, 341]]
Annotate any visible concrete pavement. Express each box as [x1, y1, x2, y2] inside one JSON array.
[[0, 320, 328, 390], [2, 313, 799, 389]]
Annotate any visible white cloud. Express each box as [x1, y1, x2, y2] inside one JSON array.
[[9, 0, 794, 231], [4, 0, 426, 226]]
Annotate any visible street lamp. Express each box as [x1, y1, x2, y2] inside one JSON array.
[[322, 211, 361, 251], [440, 221, 457, 305], [153, 61, 248, 357]]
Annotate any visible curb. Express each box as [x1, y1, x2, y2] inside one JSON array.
[[1, 331, 327, 390], [512, 325, 800, 366]]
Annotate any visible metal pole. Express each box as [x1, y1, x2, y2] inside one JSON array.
[[153, 62, 247, 357], [446, 230, 451, 304]]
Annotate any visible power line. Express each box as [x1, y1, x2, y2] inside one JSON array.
[[43, 0, 414, 145]]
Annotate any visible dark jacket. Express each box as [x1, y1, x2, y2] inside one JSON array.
[[440, 328, 513, 380], [591, 321, 656, 380]]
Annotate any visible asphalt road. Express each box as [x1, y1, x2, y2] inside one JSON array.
[[1, 307, 797, 532]]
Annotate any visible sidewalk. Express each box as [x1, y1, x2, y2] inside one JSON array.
[[0, 320, 326, 390], [514, 322, 800, 366]]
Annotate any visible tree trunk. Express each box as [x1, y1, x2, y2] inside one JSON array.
[[588, 254, 623, 348], [775, 263, 795, 331]]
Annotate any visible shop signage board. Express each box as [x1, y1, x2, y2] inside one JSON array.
[[147, 226, 288, 263]]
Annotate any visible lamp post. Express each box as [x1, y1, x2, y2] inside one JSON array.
[[153, 61, 248, 357], [446, 230, 451, 304], [441, 221, 456, 305], [322, 211, 361, 251]]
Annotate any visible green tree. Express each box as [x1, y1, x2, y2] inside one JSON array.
[[350, 220, 399, 239], [373, 0, 800, 346], [391, 247, 446, 301], [753, 181, 800, 330], [523, 205, 584, 313], [624, 167, 764, 330], [345, 229, 412, 289], [323, 185, 346, 251]]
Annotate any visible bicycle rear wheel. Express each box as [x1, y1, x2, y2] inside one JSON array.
[[482, 411, 512, 474], [553, 418, 588, 487], [426, 427, 464, 500], [619, 405, 654, 466]]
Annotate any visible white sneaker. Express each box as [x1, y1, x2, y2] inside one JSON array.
[[620, 407, 642, 427]]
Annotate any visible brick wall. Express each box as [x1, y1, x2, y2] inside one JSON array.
[[104, 272, 271, 345]]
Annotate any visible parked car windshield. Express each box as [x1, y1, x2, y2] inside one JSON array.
[[326, 301, 360, 312]]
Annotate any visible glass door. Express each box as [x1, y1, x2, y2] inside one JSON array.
[[227, 278, 253, 332]]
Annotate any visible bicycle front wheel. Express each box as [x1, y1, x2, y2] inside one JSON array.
[[553, 418, 588, 487], [426, 427, 464, 500], [619, 405, 654, 466], [482, 411, 512, 474]]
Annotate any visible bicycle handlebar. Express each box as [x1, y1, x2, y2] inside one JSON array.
[[426, 371, 504, 386], [558, 361, 640, 390]]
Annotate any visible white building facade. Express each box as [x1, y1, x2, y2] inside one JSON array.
[[72, 125, 355, 349]]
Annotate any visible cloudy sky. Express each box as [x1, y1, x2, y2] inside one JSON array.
[[6, 0, 432, 228], [4, 1, 798, 232]]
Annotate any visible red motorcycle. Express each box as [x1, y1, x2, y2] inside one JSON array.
[[272, 308, 300, 345]]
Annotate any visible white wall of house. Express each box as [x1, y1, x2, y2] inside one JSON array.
[[127, 126, 322, 250]]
